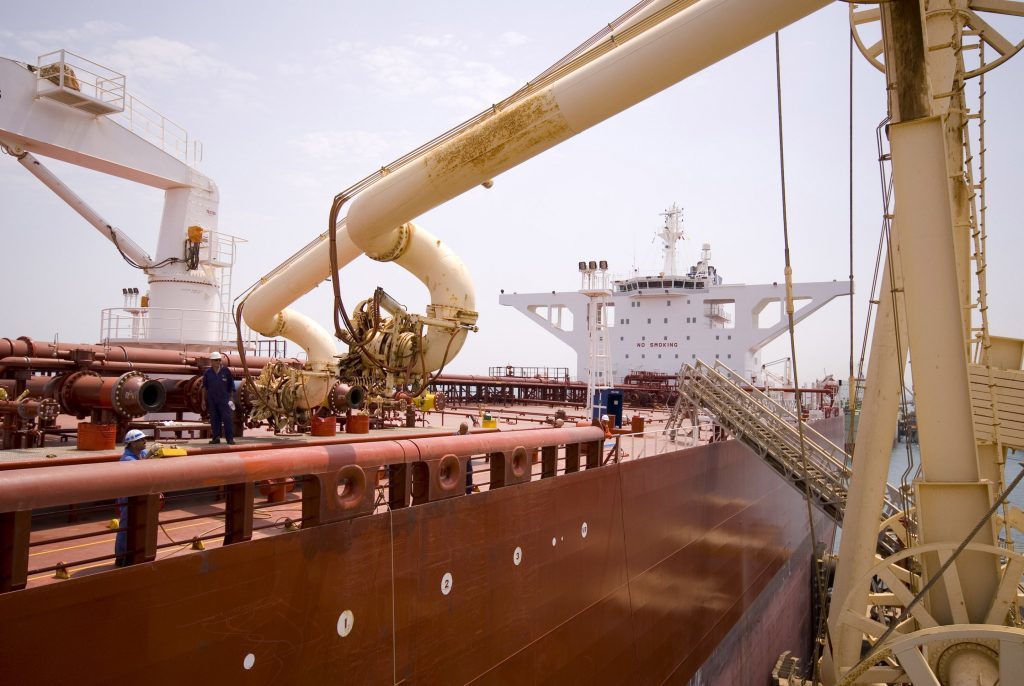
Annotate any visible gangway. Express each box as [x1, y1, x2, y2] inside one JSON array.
[[673, 360, 907, 530]]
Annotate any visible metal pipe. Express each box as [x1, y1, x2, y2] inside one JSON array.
[[0, 337, 299, 368], [57, 371, 166, 417], [244, 0, 831, 370], [0, 426, 604, 510], [158, 377, 205, 414], [0, 426, 502, 471], [325, 382, 366, 413]]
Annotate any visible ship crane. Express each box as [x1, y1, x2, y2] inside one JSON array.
[[0, 51, 239, 350]]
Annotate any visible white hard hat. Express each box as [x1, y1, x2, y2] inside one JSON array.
[[209, 351, 222, 360], [124, 429, 146, 443]]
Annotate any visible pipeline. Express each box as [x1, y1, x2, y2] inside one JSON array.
[[25, 370, 166, 419], [0, 426, 605, 511], [0, 337, 299, 369], [0, 426, 503, 471]]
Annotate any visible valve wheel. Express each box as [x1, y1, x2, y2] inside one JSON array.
[[834, 542, 1024, 684], [850, 1, 1024, 79]]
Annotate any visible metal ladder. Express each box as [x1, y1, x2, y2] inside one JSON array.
[[674, 360, 905, 527]]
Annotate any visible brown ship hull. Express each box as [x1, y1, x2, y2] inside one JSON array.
[[0, 419, 839, 685]]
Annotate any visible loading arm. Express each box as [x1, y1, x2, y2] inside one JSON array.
[[241, 0, 832, 402]]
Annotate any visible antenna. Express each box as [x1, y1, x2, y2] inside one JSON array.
[[656, 203, 687, 276]]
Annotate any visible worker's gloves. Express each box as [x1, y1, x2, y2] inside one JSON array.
[[228, 400, 236, 411]]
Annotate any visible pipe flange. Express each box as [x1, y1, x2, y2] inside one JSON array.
[[366, 223, 413, 263], [111, 370, 144, 417], [58, 370, 99, 417]]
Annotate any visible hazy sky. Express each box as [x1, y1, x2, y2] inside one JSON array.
[[1, 1, 1022, 384]]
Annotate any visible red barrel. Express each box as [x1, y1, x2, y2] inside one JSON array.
[[346, 415, 370, 434], [77, 422, 117, 451], [311, 415, 337, 437]]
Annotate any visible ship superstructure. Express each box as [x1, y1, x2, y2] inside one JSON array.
[[500, 205, 848, 384]]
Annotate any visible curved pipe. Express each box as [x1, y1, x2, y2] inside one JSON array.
[[243, 230, 359, 369], [0, 426, 605, 510], [242, 221, 476, 373]]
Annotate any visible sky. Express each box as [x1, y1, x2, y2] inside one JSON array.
[[1, 1, 1022, 385]]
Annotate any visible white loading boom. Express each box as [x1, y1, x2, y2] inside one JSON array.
[[241, 0, 832, 373]]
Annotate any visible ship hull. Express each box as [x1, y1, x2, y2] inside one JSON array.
[[0, 419, 839, 684]]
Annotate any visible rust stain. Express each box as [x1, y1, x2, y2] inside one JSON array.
[[425, 91, 570, 181]]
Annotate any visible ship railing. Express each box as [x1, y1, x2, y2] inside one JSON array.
[[99, 306, 247, 348], [0, 426, 604, 592], [614, 425, 701, 462], [36, 49, 126, 115], [113, 92, 201, 165]]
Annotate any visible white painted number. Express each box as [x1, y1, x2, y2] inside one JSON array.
[[441, 571, 453, 596], [581, 522, 588, 538], [337, 609, 354, 637], [513, 546, 523, 566]]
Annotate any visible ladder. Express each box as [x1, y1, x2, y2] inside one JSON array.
[[675, 360, 906, 527]]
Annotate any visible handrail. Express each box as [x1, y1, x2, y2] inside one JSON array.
[[708, 361, 850, 466], [0, 426, 604, 511], [677, 360, 908, 522], [693, 363, 851, 481]]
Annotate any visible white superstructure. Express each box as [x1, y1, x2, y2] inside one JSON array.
[[500, 206, 849, 384]]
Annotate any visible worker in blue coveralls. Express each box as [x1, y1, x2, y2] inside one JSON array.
[[203, 351, 236, 445], [114, 429, 148, 567]]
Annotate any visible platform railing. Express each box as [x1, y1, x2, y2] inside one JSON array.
[[36, 49, 126, 111], [100, 306, 246, 347]]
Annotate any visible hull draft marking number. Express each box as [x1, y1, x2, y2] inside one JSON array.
[[513, 546, 523, 566], [581, 522, 589, 538], [337, 610, 354, 637], [441, 571, 453, 596]]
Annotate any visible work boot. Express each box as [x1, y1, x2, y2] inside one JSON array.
[[226, 440, 236, 445], [209, 438, 221, 444]]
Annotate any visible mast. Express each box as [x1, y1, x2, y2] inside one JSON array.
[[657, 203, 686, 276]]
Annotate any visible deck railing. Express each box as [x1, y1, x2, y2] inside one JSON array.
[[0, 427, 608, 591]]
